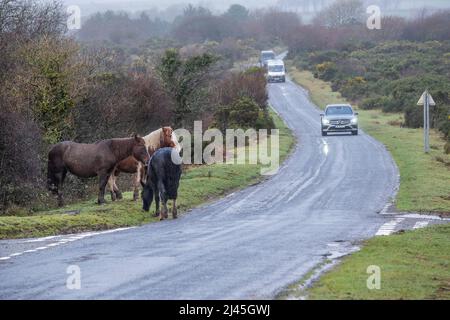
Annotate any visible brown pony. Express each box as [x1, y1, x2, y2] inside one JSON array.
[[108, 127, 179, 201], [47, 135, 149, 207]]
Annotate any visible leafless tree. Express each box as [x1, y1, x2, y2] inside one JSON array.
[[313, 0, 364, 27]]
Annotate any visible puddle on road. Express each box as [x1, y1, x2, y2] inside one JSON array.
[[278, 240, 360, 300], [321, 139, 329, 156], [324, 241, 360, 259]]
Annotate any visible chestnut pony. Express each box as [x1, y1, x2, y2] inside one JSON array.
[[47, 135, 150, 207], [108, 127, 180, 201]]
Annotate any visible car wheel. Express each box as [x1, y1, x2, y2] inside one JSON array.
[[352, 130, 358, 135], [322, 131, 327, 136]]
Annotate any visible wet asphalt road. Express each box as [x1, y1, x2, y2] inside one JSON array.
[[0, 77, 400, 299]]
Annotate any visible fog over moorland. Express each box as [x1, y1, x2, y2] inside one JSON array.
[[62, 0, 450, 20]]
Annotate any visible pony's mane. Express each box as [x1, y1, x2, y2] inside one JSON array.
[[143, 127, 181, 152], [143, 128, 162, 149]]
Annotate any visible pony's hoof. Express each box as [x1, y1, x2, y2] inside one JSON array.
[[116, 192, 123, 200], [98, 200, 107, 205], [110, 192, 117, 202], [153, 212, 160, 217]]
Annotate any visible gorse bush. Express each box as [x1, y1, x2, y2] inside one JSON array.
[[214, 97, 275, 131], [222, 97, 261, 129], [213, 67, 274, 132], [360, 96, 393, 110], [315, 62, 337, 81]]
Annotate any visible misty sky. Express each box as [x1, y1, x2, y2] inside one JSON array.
[[61, 0, 276, 14], [61, 0, 450, 18]]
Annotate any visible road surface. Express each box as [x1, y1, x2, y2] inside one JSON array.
[[0, 76, 402, 299]]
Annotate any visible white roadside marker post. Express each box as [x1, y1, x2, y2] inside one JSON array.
[[417, 90, 436, 153]]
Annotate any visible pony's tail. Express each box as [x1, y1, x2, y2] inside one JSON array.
[[47, 146, 60, 194], [165, 166, 181, 199], [142, 182, 154, 212], [47, 161, 58, 194]]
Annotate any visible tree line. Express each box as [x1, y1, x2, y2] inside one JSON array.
[[76, 4, 301, 48]]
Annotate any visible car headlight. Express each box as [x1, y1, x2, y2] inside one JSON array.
[[322, 118, 330, 125], [351, 117, 358, 124]]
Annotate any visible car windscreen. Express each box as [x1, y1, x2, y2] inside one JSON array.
[[262, 53, 275, 60], [326, 106, 353, 115], [268, 65, 284, 72]]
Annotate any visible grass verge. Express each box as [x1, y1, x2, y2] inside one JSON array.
[[0, 110, 294, 239], [288, 66, 450, 213], [308, 224, 450, 299]]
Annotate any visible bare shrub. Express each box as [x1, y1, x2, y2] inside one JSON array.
[[0, 112, 44, 212]]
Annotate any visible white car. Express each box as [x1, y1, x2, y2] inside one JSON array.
[[320, 104, 359, 136], [267, 59, 286, 83]]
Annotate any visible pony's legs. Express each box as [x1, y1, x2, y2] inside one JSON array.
[[157, 180, 169, 220], [57, 168, 67, 207], [108, 175, 117, 201], [133, 163, 142, 201], [140, 165, 147, 184], [109, 170, 122, 201], [153, 185, 160, 218], [113, 177, 122, 200], [172, 199, 177, 219], [132, 173, 139, 201], [161, 198, 169, 220], [98, 172, 110, 205]]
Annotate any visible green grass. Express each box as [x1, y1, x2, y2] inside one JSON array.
[[308, 224, 450, 300], [358, 111, 450, 213], [277, 259, 332, 300], [0, 110, 294, 239], [289, 65, 450, 213], [287, 67, 347, 109]]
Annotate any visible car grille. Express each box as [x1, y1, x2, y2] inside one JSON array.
[[330, 119, 350, 125]]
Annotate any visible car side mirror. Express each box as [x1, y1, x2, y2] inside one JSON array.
[[320, 113, 324, 117], [354, 112, 359, 116]]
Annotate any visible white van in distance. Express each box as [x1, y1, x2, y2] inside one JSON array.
[[267, 59, 286, 83], [260, 50, 275, 68]]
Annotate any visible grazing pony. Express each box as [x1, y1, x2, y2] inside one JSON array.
[[47, 135, 149, 207], [142, 147, 182, 220], [108, 127, 180, 201]]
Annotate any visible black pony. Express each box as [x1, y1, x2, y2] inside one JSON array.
[[142, 147, 182, 220]]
